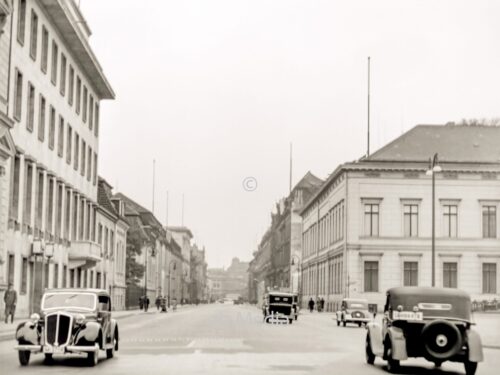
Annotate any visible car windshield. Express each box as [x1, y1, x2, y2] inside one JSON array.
[[42, 293, 96, 310], [347, 301, 367, 309]]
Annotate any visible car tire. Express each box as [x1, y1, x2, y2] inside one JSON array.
[[358, 322, 362, 327], [343, 320, 347, 327], [18, 350, 31, 366], [385, 340, 400, 373], [86, 346, 99, 367], [289, 319, 293, 325], [464, 360, 478, 375], [106, 338, 115, 359], [365, 334, 375, 365]]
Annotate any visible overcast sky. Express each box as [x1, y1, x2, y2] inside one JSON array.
[[80, 0, 499, 268]]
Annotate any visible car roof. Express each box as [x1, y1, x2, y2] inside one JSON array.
[[44, 288, 110, 296], [387, 286, 470, 299], [343, 298, 368, 303]]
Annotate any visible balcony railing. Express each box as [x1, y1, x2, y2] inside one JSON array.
[[68, 240, 102, 269]]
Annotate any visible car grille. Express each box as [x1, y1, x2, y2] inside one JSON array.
[[45, 313, 72, 346]]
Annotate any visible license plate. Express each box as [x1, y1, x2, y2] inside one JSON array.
[[393, 311, 423, 320], [43, 346, 64, 354]]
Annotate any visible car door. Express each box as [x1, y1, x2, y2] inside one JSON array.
[[98, 295, 112, 343]]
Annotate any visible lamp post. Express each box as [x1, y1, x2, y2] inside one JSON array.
[[426, 153, 442, 287]]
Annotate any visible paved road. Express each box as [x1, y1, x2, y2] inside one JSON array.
[[0, 304, 498, 374]]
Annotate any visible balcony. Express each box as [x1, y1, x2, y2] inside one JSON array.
[[69, 241, 102, 269]]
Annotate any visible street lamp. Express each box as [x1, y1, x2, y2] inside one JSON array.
[[426, 153, 442, 287]]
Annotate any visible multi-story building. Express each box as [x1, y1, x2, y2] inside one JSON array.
[[166, 226, 192, 303], [96, 178, 128, 310], [208, 257, 249, 302], [2, 0, 114, 316], [301, 124, 500, 312], [165, 231, 183, 306], [248, 172, 322, 304], [0, 1, 16, 301]]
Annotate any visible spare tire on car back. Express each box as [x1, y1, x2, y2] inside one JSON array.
[[421, 320, 462, 360]]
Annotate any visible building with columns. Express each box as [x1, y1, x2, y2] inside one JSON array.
[[2, 0, 114, 317], [0, 0, 16, 302], [166, 226, 193, 303], [300, 124, 500, 312]]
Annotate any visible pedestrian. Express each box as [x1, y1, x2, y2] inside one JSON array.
[[308, 297, 315, 313], [155, 295, 161, 311], [4, 283, 17, 324], [316, 298, 321, 312], [320, 298, 325, 312], [144, 295, 150, 312], [139, 296, 144, 310], [160, 295, 167, 312], [172, 297, 177, 312]]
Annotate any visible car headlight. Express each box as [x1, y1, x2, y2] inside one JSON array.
[[30, 313, 40, 322], [75, 314, 85, 325]]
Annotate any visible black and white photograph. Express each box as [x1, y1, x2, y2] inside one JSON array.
[[0, 0, 499, 374]]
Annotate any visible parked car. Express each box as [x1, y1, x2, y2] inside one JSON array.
[[336, 298, 372, 327], [365, 287, 483, 375], [262, 291, 294, 324], [14, 288, 119, 367]]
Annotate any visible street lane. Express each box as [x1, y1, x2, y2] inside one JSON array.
[[0, 304, 498, 374]]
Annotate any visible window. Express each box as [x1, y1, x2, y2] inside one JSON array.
[[404, 204, 419, 237], [76, 76, 81, 114], [26, 82, 35, 132], [87, 145, 92, 181], [7, 254, 15, 285], [483, 206, 497, 238], [14, 69, 23, 121], [94, 103, 99, 137], [51, 40, 58, 85], [41, 26, 48, 73], [443, 205, 458, 238], [57, 116, 64, 157], [53, 264, 59, 288], [443, 262, 457, 288], [38, 95, 46, 141], [63, 265, 67, 287], [81, 140, 86, 176], [60, 53, 67, 96], [17, 0, 26, 45], [403, 261, 418, 286], [82, 85, 88, 122], [21, 257, 28, 294], [46, 178, 54, 234], [29, 10, 38, 60], [44, 262, 49, 288], [89, 96, 94, 130], [364, 203, 379, 237], [93, 152, 98, 185], [364, 261, 378, 292], [68, 65, 74, 105], [74, 133, 79, 170], [66, 125, 72, 164], [48, 105, 55, 150], [482, 263, 497, 294]]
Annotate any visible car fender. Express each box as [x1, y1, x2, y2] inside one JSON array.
[[387, 326, 408, 361], [466, 328, 484, 362], [366, 322, 384, 356], [15, 321, 39, 345], [75, 321, 102, 346]]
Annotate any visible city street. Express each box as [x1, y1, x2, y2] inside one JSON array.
[[0, 304, 499, 375]]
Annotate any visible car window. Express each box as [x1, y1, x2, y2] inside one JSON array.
[[43, 293, 96, 310]]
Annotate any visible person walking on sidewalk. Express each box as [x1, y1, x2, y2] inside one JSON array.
[[155, 295, 161, 311], [308, 298, 315, 313], [4, 283, 17, 324], [144, 295, 150, 312]]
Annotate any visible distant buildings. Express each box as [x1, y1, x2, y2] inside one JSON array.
[[208, 257, 249, 302], [166, 226, 193, 303], [190, 243, 208, 303], [248, 172, 323, 304], [300, 124, 500, 311]]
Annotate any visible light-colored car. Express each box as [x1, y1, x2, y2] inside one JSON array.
[[336, 298, 373, 327], [14, 288, 119, 367]]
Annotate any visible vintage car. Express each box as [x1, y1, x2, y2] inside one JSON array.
[[365, 287, 483, 375], [336, 298, 373, 327], [292, 294, 299, 321], [262, 291, 294, 324], [14, 288, 119, 367]]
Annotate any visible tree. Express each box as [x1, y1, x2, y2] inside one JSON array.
[[126, 227, 145, 286]]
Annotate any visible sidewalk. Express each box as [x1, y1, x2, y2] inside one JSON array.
[[0, 304, 193, 342]]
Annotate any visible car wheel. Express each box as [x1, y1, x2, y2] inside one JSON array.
[[358, 322, 362, 327], [365, 334, 375, 365], [288, 319, 293, 325], [18, 350, 31, 366], [343, 320, 347, 327], [86, 345, 99, 367], [106, 336, 116, 359], [464, 360, 478, 375], [385, 340, 400, 373]]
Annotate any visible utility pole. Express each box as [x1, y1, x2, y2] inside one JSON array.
[[367, 56, 371, 157], [165, 191, 169, 227], [289, 142, 293, 194], [152, 159, 156, 214], [181, 193, 185, 226]]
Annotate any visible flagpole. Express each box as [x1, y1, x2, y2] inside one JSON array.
[[367, 56, 371, 157], [152, 159, 156, 214]]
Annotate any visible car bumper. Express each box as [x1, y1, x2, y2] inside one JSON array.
[[345, 317, 371, 323], [14, 344, 97, 354], [14, 344, 42, 353]]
